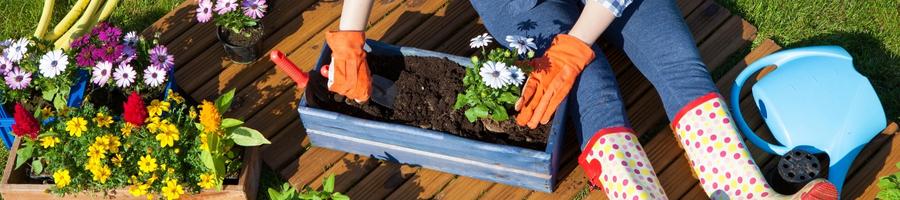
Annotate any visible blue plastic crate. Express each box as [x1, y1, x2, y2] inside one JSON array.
[[298, 40, 569, 192]]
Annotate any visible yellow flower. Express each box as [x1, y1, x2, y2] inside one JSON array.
[[40, 107, 53, 119], [87, 144, 107, 159], [94, 112, 113, 128], [147, 99, 171, 117], [65, 117, 88, 137], [94, 136, 111, 150], [138, 155, 158, 173], [161, 178, 184, 200], [85, 157, 103, 171], [121, 123, 134, 137], [156, 123, 180, 148], [111, 153, 123, 167], [52, 169, 71, 188], [168, 89, 185, 104], [198, 173, 217, 189], [108, 135, 122, 153], [199, 101, 221, 133], [199, 133, 209, 151], [40, 136, 60, 148], [189, 107, 198, 120], [146, 117, 162, 133], [128, 183, 150, 197], [90, 165, 111, 183]]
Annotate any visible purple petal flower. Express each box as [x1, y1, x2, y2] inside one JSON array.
[[3, 38, 29, 62], [242, 0, 266, 19], [214, 0, 238, 15], [113, 63, 136, 88], [143, 66, 167, 87], [120, 45, 137, 64], [75, 46, 97, 67], [5, 67, 31, 90], [197, 0, 214, 23], [122, 31, 139, 46], [149, 45, 175, 71], [0, 56, 14, 75], [94, 43, 124, 63], [98, 24, 122, 43], [92, 61, 113, 86]]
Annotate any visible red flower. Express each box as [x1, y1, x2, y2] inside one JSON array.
[[12, 103, 39, 140], [123, 92, 148, 126]]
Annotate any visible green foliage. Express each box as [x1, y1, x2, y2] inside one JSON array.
[[214, 12, 258, 37], [877, 162, 900, 199], [264, 174, 350, 200], [0, 37, 76, 108], [199, 88, 270, 190], [453, 48, 529, 123]]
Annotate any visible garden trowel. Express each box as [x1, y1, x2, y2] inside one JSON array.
[[270, 51, 396, 108]]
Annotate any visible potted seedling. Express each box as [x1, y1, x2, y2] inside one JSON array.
[[272, 33, 569, 192], [196, 0, 268, 64]]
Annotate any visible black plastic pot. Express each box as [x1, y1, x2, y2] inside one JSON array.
[[216, 26, 263, 64]]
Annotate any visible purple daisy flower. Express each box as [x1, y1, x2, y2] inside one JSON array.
[[197, 0, 214, 23], [113, 63, 136, 88], [149, 45, 175, 71], [214, 0, 238, 15], [98, 24, 122, 43], [242, 0, 267, 19], [94, 43, 124, 63], [70, 34, 91, 50], [92, 61, 113, 86], [5, 67, 31, 90], [143, 66, 167, 87], [75, 46, 97, 67], [120, 45, 137, 64], [0, 56, 14, 75]]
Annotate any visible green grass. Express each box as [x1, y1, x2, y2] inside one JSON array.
[[716, 0, 900, 120]]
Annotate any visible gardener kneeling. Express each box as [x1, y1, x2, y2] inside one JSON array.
[[326, 0, 839, 199]]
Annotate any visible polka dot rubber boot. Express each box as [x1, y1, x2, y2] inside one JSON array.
[[579, 127, 667, 200], [672, 93, 837, 200]]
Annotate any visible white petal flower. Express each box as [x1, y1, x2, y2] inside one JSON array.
[[0, 56, 14, 75], [505, 35, 536, 55], [3, 38, 30, 62], [92, 61, 113, 86], [39, 50, 68, 78], [469, 33, 493, 49], [506, 66, 526, 86], [113, 63, 136, 88], [479, 61, 512, 89], [143, 66, 167, 87], [123, 31, 139, 46]]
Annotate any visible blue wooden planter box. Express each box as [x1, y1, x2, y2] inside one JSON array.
[[0, 69, 177, 149], [298, 40, 568, 192]]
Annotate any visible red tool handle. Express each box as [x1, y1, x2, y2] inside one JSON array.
[[270, 51, 309, 89]]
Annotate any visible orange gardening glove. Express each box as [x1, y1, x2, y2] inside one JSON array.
[[324, 31, 371, 102], [516, 34, 595, 128]]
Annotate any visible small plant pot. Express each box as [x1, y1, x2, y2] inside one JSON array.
[[217, 26, 264, 64]]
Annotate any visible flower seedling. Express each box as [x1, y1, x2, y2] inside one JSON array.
[[196, 0, 268, 36], [454, 33, 535, 122], [877, 162, 900, 199]]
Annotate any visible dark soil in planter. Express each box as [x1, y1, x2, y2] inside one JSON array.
[[225, 27, 263, 47], [306, 56, 550, 150]]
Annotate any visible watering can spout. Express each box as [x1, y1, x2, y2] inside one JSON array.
[[730, 45, 886, 193]]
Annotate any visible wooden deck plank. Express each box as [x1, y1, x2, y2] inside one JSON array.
[[684, 0, 732, 43], [385, 169, 457, 200], [432, 176, 496, 200], [676, 0, 705, 18], [525, 160, 588, 200], [305, 154, 381, 193], [852, 132, 898, 199], [260, 122, 309, 170], [697, 16, 757, 71], [142, 1, 197, 43], [283, 147, 347, 188], [478, 183, 534, 200], [345, 163, 419, 200]]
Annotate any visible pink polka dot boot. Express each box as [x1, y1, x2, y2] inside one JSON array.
[[579, 127, 668, 200], [672, 93, 838, 200]]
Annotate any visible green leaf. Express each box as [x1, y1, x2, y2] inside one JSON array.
[[221, 118, 244, 129], [299, 192, 319, 200], [498, 92, 518, 104], [470, 56, 479, 64], [41, 87, 57, 102], [464, 108, 478, 122], [880, 177, 899, 189], [453, 94, 467, 110], [472, 105, 489, 118], [31, 159, 42, 175], [491, 106, 508, 121], [230, 127, 271, 146], [215, 89, 236, 114], [15, 145, 33, 169], [200, 150, 216, 172], [332, 193, 350, 200], [324, 174, 335, 193], [268, 188, 283, 200]]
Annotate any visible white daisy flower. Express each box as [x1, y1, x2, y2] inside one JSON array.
[[3, 38, 30, 62], [469, 33, 493, 49], [92, 61, 113, 86], [123, 31, 140, 46], [505, 35, 536, 55], [0, 56, 14, 75], [39, 50, 68, 78], [0, 39, 12, 47], [143, 66, 167, 87], [479, 61, 512, 89], [113, 63, 137, 88], [506, 66, 526, 86]]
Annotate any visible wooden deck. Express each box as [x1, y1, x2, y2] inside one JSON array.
[[146, 0, 900, 199]]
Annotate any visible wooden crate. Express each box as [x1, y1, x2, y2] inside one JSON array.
[[298, 40, 570, 192], [0, 138, 261, 200]]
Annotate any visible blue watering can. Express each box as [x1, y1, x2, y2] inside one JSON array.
[[730, 46, 886, 193]]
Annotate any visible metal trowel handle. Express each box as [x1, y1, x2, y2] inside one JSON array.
[[270, 51, 310, 89]]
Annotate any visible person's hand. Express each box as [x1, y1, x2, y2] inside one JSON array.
[[516, 34, 594, 128], [324, 31, 371, 102]]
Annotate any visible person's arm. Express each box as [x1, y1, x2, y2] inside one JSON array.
[[567, 0, 617, 45], [338, 0, 374, 31]]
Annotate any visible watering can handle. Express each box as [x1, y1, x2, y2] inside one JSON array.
[[730, 46, 852, 155]]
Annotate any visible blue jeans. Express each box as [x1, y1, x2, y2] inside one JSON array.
[[470, 0, 718, 148]]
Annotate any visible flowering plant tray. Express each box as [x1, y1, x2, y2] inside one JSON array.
[[0, 138, 260, 200], [298, 40, 569, 192]]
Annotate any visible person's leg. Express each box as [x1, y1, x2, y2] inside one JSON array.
[[470, 1, 666, 199], [603, 0, 838, 199]]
